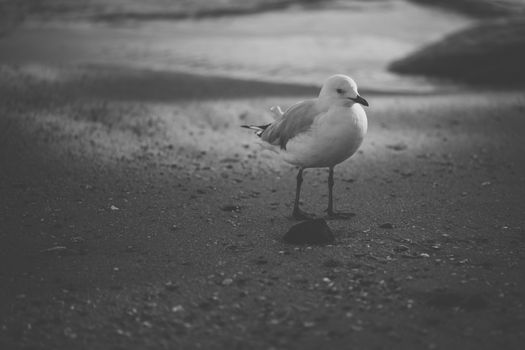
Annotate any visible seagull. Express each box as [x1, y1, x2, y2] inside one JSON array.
[[242, 74, 368, 220]]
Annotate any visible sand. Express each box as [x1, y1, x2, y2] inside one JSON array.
[[1, 64, 524, 349]]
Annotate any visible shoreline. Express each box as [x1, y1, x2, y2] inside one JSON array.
[[1, 63, 480, 106]]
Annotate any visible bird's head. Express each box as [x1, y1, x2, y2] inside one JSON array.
[[319, 74, 369, 107]]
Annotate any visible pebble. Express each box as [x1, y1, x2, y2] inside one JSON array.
[[220, 204, 241, 212], [222, 278, 234, 286], [165, 281, 178, 291], [283, 219, 334, 245], [386, 142, 407, 151], [171, 305, 184, 313], [393, 245, 409, 252]]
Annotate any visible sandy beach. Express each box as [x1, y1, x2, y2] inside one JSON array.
[[1, 1, 525, 349]]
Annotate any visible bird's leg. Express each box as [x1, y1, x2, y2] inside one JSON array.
[[326, 166, 355, 219], [292, 168, 315, 220], [327, 166, 334, 214]]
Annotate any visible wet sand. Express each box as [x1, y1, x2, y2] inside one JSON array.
[[1, 65, 524, 349]]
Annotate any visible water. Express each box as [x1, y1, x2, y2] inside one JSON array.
[[0, 0, 474, 93]]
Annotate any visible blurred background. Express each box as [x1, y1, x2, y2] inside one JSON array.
[[2, 0, 524, 93], [2, 0, 524, 164]]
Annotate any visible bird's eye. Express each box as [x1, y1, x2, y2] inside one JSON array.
[[336, 88, 344, 94]]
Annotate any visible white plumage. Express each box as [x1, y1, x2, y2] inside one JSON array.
[[243, 74, 369, 219]]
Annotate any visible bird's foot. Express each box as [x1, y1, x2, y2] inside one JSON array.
[[326, 209, 355, 220], [292, 208, 316, 221]]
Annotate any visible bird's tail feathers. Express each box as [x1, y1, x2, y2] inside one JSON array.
[[241, 105, 281, 137], [241, 124, 270, 137], [270, 106, 284, 119]]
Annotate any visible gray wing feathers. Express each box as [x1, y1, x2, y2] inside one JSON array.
[[261, 100, 321, 149]]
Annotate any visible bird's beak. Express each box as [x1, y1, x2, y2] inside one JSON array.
[[350, 95, 369, 107]]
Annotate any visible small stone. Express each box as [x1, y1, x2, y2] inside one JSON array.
[[116, 329, 131, 337], [283, 219, 334, 245], [386, 142, 407, 151], [222, 278, 234, 286], [220, 204, 241, 212], [165, 281, 178, 291], [171, 305, 184, 313], [110, 205, 119, 211], [379, 223, 394, 229], [393, 245, 409, 252]]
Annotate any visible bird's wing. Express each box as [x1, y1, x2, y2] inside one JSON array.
[[261, 99, 323, 150]]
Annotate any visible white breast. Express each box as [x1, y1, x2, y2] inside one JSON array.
[[283, 104, 367, 168]]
